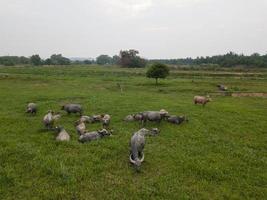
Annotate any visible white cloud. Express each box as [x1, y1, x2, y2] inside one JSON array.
[[0, 0, 266, 58], [103, 0, 208, 16], [103, 0, 153, 17]]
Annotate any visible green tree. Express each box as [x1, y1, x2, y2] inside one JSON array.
[[146, 63, 170, 85], [118, 49, 147, 68], [50, 54, 70, 65], [112, 55, 120, 65], [44, 58, 51, 65], [83, 59, 93, 65], [96, 55, 112, 65], [30, 54, 42, 66]]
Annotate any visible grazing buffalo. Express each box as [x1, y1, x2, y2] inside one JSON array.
[[194, 96, 212, 106], [78, 129, 112, 143], [43, 111, 61, 130], [61, 104, 82, 116], [129, 128, 160, 170], [140, 109, 169, 124], [43, 110, 54, 129], [26, 103, 37, 114]]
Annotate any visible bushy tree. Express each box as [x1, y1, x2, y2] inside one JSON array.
[[0, 56, 31, 66], [146, 63, 170, 84], [118, 49, 147, 68], [30, 54, 42, 66], [50, 54, 70, 65], [44, 58, 51, 65], [3, 60, 15, 66], [83, 59, 93, 65], [96, 55, 112, 65], [112, 55, 120, 65]]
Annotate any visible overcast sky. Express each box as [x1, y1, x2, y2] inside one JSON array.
[[0, 0, 266, 59]]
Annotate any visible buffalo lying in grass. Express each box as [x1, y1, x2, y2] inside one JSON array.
[[78, 129, 112, 143], [166, 115, 188, 125], [55, 126, 70, 141]]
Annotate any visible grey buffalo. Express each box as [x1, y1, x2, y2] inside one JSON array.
[[79, 115, 94, 123], [217, 84, 228, 91], [78, 129, 112, 143], [129, 128, 160, 170], [167, 115, 188, 125], [55, 126, 70, 141], [124, 115, 135, 122], [43, 111, 61, 129], [140, 109, 169, 124], [43, 110, 54, 129], [92, 114, 103, 123], [101, 114, 111, 128], [75, 120, 87, 135], [124, 113, 143, 122], [26, 103, 37, 114], [61, 104, 83, 116]]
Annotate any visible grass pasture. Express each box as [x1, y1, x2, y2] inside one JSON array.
[[0, 65, 266, 199]]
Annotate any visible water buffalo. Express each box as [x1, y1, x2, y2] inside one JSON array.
[[55, 127, 70, 141], [194, 96, 212, 106], [78, 129, 112, 143], [75, 120, 87, 135], [129, 128, 160, 170], [124, 115, 135, 122], [26, 103, 37, 114], [79, 115, 94, 123], [43, 111, 61, 129], [217, 84, 228, 91], [43, 110, 54, 129], [167, 115, 188, 125], [140, 109, 169, 124], [101, 114, 111, 128], [61, 104, 83, 115]]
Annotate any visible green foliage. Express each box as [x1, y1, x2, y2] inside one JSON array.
[[96, 55, 113, 65], [112, 55, 120, 65], [30, 54, 42, 66], [0, 56, 30, 66], [146, 63, 170, 84], [83, 60, 93, 65], [118, 49, 147, 68], [49, 54, 70, 65], [150, 52, 267, 68], [44, 58, 51, 65]]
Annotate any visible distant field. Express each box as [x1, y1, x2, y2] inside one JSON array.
[[0, 65, 266, 199]]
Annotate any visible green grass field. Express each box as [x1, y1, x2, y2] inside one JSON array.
[[0, 65, 266, 199]]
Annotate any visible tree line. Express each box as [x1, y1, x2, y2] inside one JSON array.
[[150, 52, 267, 68], [0, 50, 147, 67], [1, 51, 267, 68], [0, 54, 71, 66]]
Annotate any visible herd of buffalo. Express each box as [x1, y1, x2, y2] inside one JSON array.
[[25, 84, 227, 170]]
